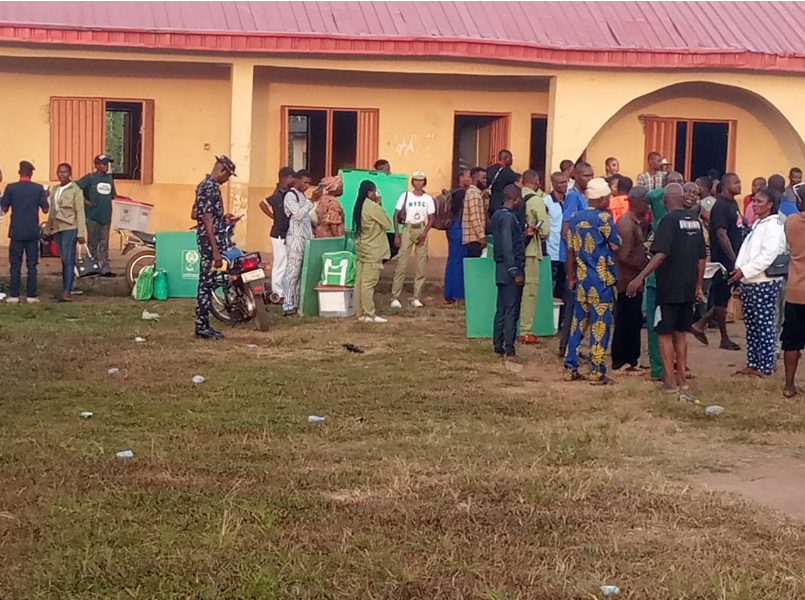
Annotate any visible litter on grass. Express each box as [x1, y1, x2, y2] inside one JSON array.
[[343, 343, 364, 353], [80, 411, 93, 419], [107, 367, 120, 375], [134, 337, 146, 343], [116, 449, 134, 458], [308, 415, 326, 422], [246, 344, 258, 349], [141, 309, 161, 321], [192, 375, 206, 384], [601, 585, 620, 596], [705, 405, 724, 416]]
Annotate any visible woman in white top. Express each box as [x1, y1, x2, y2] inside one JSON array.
[[729, 187, 787, 377]]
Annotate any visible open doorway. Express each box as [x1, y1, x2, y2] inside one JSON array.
[[644, 115, 734, 180], [285, 108, 360, 182], [530, 115, 548, 187], [453, 113, 509, 177]]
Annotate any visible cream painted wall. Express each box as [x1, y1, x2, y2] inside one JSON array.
[[0, 58, 231, 239], [586, 95, 794, 187], [246, 68, 549, 251]]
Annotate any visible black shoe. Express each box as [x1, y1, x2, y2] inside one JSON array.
[[100, 272, 117, 278], [195, 328, 225, 340]]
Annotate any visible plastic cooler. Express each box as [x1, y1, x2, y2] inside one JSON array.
[[112, 197, 154, 231]]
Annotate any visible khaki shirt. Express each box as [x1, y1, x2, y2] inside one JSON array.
[[355, 200, 392, 264], [522, 187, 550, 259], [46, 181, 87, 239]]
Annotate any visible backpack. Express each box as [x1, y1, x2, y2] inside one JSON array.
[[432, 189, 454, 231]]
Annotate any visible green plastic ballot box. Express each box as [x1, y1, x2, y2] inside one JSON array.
[[299, 237, 347, 316], [339, 168, 408, 232], [463, 256, 555, 338], [155, 231, 200, 298]]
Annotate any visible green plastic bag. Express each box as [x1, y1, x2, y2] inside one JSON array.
[[319, 251, 356, 287], [134, 265, 156, 301], [153, 269, 169, 300]]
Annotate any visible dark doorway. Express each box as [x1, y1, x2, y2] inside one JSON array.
[[452, 114, 509, 179], [331, 111, 357, 176], [530, 116, 548, 186], [690, 122, 728, 180]]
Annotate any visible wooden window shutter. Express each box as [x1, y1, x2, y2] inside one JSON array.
[[280, 106, 290, 167], [642, 116, 677, 170], [488, 116, 511, 165], [355, 109, 379, 169], [50, 97, 104, 180], [140, 99, 155, 185], [726, 120, 737, 173]]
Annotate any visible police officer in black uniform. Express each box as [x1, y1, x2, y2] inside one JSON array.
[[193, 155, 236, 339]]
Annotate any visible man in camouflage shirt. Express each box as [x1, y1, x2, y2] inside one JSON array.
[[193, 155, 236, 339]]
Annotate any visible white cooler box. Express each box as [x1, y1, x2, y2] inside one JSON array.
[[315, 285, 355, 318], [112, 197, 154, 231]]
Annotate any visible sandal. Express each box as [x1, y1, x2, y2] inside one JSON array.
[[690, 327, 709, 346], [720, 340, 741, 351], [589, 376, 614, 386]]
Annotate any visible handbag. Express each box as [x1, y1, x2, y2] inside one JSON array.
[[397, 192, 408, 225], [74, 244, 103, 278], [766, 254, 789, 277]]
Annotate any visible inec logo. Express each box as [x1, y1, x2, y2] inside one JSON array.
[[182, 249, 201, 279]]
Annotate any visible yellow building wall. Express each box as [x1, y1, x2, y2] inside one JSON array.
[[0, 58, 230, 241], [246, 68, 549, 253], [586, 90, 796, 189]]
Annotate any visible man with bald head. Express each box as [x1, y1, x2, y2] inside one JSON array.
[[691, 172, 742, 350], [627, 183, 706, 393]]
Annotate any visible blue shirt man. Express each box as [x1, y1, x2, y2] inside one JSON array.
[[1, 161, 49, 301]]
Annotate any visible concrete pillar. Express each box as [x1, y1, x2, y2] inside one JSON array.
[[228, 60, 255, 245]]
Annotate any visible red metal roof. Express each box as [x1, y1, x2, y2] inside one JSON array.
[[1, 1, 805, 72]]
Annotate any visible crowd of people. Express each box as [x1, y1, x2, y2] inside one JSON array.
[[1, 155, 119, 304], [479, 149, 805, 399], [3, 146, 805, 398]]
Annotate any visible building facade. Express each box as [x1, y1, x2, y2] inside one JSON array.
[[1, 1, 804, 256]]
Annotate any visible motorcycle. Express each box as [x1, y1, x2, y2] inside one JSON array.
[[119, 228, 156, 290], [209, 217, 278, 332]]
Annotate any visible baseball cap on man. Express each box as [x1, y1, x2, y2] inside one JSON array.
[[94, 154, 114, 164], [215, 155, 237, 176], [586, 177, 611, 200], [412, 170, 426, 180], [19, 160, 35, 172]]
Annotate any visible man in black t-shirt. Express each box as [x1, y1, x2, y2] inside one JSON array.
[[691, 172, 743, 351], [259, 166, 296, 301], [626, 184, 706, 393], [486, 149, 518, 217]]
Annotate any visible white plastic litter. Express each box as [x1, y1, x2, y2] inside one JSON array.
[[141, 309, 161, 321], [246, 344, 258, 349], [107, 367, 120, 375], [116, 449, 134, 458], [308, 415, 326, 422], [192, 375, 206, 384], [601, 585, 620, 596], [80, 411, 93, 419], [134, 337, 146, 343], [705, 405, 724, 416], [0, 293, 6, 301]]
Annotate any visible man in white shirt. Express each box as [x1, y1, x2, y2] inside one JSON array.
[[391, 170, 435, 308]]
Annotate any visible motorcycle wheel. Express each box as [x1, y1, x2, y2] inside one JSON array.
[[210, 285, 247, 325], [252, 289, 270, 331], [126, 249, 156, 290]]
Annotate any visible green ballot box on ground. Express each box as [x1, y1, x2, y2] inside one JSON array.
[[155, 231, 200, 298], [299, 237, 347, 316], [463, 256, 555, 338], [339, 168, 409, 232]]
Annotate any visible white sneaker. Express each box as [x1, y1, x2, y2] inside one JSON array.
[[6, 297, 20, 304], [411, 299, 424, 308], [372, 316, 388, 323], [26, 297, 40, 304], [390, 299, 402, 309]]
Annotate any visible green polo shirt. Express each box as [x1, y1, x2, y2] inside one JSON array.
[[646, 187, 666, 289], [77, 172, 117, 224]]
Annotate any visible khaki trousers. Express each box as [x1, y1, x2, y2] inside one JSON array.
[[355, 260, 382, 318], [519, 256, 540, 332], [391, 223, 428, 300]]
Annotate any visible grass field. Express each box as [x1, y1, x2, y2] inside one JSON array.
[[2, 296, 805, 599]]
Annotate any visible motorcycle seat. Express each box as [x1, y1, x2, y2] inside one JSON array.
[[132, 231, 155, 245]]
